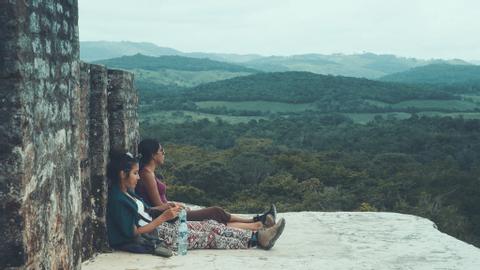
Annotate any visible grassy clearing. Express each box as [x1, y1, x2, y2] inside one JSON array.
[[134, 69, 251, 88], [195, 101, 317, 113], [342, 112, 412, 124], [364, 99, 390, 107], [394, 100, 479, 111], [344, 112, 480, 124], [418, 111, 480, 119], [140, 110, 265, 124], [365, 99, 479, 111], [460, 94, 480, 103]]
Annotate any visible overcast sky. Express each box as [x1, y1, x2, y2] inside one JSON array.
[[78, 0, 480, 60]]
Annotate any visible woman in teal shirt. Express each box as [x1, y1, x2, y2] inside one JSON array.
[[106, 151, 286, 256]]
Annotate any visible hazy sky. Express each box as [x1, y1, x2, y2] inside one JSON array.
[[79, 0, 480, 60]]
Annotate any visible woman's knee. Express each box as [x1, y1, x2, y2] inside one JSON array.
[[209, 206, 230, 223]]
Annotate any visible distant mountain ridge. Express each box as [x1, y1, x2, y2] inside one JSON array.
[[80, 41, 181, 62], [241, 53, 471, 79], [81, 41, 473, 79], [93, 54, 258, 73], [80, 41, 263, 63], [241, 53, 415, 78]]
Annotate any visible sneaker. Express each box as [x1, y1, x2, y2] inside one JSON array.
[[257, 218, 286, 250], [153, 243, 173, 257], [253, 204, 277, 225], [267, 204, 277, 221], [264, 214, 275, 228]]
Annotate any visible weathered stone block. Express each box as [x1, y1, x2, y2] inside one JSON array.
[[88, 64, 111, 253], [79, 62, 93, 259], [107, 69, 140, 154], [79, 63, 111, 257]]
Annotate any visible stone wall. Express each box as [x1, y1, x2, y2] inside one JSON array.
[[78, 65, 140, 266], [0, 1, 140, 269], [0, 0, 82, 269], [80, 64, 141, 259]]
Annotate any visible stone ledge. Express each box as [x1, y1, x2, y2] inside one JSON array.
[[82, 212, 480, 270]]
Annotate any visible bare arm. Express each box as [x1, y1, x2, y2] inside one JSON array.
[[134, 205, 181, 235], [152, 204, 172, 211], [141, 170, 168, 208]]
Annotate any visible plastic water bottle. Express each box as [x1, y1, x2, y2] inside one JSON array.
[[177, 209, 188, 255]]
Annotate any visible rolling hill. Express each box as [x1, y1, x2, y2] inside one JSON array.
[[185, 71, 454, 104], [139, 70, 480, 125], [93, 54, 258, 73], [379, 63, 480, 85], [92, 54, 258, 96]]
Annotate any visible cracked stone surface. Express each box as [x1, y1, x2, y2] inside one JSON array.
[[82, 212, 480, 270]]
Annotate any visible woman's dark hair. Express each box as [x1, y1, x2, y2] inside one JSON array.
[[107, 150, 139, 184], [138, 138, 161, 169]]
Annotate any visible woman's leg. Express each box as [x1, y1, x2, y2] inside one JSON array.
[[227, 221, 262, 230], [187, 206, 256, 224], [187, 206, 231, 224], [186, 206, 274, 230], [228, 214, 255, 223]]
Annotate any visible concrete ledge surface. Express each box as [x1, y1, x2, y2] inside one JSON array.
[[82, 212, 480, 270]]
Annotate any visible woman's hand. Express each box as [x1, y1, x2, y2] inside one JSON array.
[[176, 202, 190, 211], [181, 204, 191, 211], [159, 205, 181, 221], [169, 201, 188, 209]]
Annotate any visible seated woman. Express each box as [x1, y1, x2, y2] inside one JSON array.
[[136, 138, 276, 231], [106, 151, 286, 256]]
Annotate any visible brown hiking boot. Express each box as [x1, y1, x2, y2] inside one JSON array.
[[257, 218, 286, 250]]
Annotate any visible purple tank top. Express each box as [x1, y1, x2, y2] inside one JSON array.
[[136, 173, 168, 206], [155, 176, 168, 204]]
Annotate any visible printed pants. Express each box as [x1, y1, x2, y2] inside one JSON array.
[[156, 219, 252, 250]]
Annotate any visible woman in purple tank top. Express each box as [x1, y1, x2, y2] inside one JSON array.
[[136, 139, 276, 231]]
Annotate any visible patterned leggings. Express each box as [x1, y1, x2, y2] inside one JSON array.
[[156, 219, 252, 250]]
